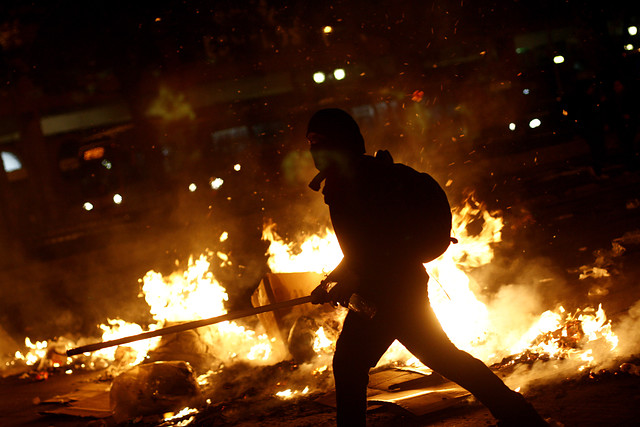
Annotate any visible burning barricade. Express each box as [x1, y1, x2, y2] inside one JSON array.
[[1, 194, 636, 425]]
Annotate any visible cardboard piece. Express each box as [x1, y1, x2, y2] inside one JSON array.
[[317, 367, 470, 417], [40, 382, 112, 419], [251, 272, 325, 358]]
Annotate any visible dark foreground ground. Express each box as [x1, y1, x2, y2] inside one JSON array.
[[1, 358, 640, 426]]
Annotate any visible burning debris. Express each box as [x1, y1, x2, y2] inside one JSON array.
[[1, 197, 638, 425], [110, 361, 202, 422]]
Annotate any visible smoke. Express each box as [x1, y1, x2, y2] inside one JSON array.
[[613, 299, 640, 356]]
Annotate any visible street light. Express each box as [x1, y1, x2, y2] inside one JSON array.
[[333, 68, 346, 80], [313, 71, 326, 84]]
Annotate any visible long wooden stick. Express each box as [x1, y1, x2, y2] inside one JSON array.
[[66, 295, 313, 357]]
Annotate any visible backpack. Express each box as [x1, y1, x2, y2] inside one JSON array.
[[371, 150, 454, 263]]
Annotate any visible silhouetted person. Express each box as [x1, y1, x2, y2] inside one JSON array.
[[307, 108, 547, 426]]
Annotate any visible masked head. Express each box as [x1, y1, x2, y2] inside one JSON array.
[[306, 108, 365, 172]]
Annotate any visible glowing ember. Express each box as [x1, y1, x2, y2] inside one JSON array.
[[275, 386, 310, 399], [163, 406, 198, 423], [14, 338, 49, 366]]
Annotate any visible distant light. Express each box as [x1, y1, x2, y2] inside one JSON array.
[[313, 71, 326, 84], [219, 231, 229, 242], [83, 147, 104, 161], [83, 202, 94, 211], [323, 26, 333, 34], [624, 43, 634, 51], [1, 151, 22, 172], [333, 68, 346, 80], [509, 123, 517, 131], [233, 163, 241, 171], [553, 55, 565, 64], [629, 26, 638, 36], [522, 88, 530, 95], [529, 118, 542, 129], [101, 159, 112, 170], [188, 183, 197, 192], [113, 193, 123, 204], [210, 177, 224, 190]]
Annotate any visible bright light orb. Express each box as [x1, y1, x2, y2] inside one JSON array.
[[553, 55, 565, 64], [113, 194, 123, 204], [83, 202, 94, 211], [333, 68, 346, 80], [234, 164, 241, 171], [624, 44, 634, 51], [210, 177, 224, 190], [529, 118, 542, 129], [509, 123, 516, 131], [188, 183, 197, 192], [629, 26, 638, 36], [323, 26, 333, 34], [313, 72, 326, 84]]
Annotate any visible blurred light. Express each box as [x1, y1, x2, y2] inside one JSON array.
[[101, 159, 112, 169], [1, 151, 22, 172], [83, 202, 94, 211], [553, 55, 565, 64], [234, 163, 241, 171], [522, 88, 530, 95], [333, 68, 346, 80], [509, 123, 517, 131], [323, 26, 333, 34], [219, 231, 229, 242], [83, 147, 104, 161], [529, 118, 542, 129], [113, 193, 123, 204], [210, 177, 224, 190], [188, 183, 197, 192], [313, 71, 326, 84], [624, 44, 634, 51], [629, 26, 638, 36]]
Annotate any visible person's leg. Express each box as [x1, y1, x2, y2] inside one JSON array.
[[333, 310, 395, 427], [397, 301, 547, 425]]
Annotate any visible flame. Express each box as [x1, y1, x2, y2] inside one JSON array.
[[262, 221, 342, 274], [275, 386, 310, 399], [9, 192, 621, 402], [262, 193, 620, 375], [425, 195, 502, 350]]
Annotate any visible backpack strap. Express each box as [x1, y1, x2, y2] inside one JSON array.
[[309, 170, 327, 191]]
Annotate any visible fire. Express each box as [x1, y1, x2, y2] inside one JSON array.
[[506, 304, 618, 368], [262, 221, 342, 274], [8, 191, 622, 410], [275, 386, 310, 399], [425, 195, 502, 351], [262, 193, 620, 378]]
